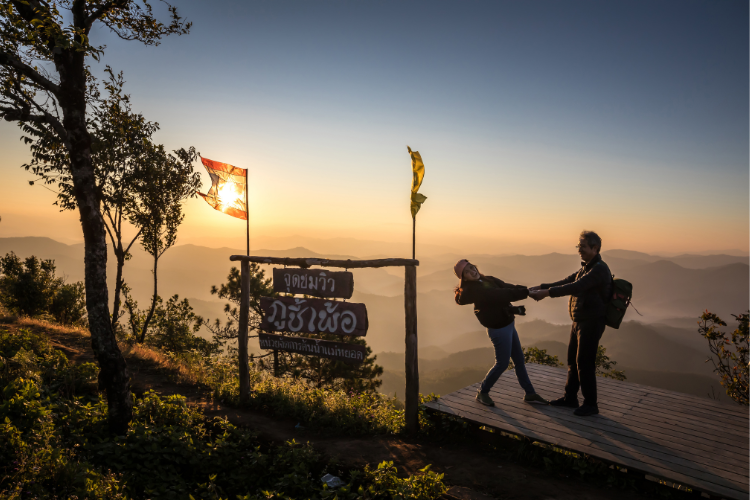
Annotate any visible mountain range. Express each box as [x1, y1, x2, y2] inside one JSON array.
[[0, 236, 746, 403]]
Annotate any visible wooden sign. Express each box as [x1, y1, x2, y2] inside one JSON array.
[[258, 333, 367, 364], [272, 268, 354, 299], [259, 296, 368, 337]]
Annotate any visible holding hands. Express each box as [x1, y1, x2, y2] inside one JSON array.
[[528, 286, 549, 301]]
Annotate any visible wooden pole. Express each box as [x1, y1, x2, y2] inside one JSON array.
[[238, 260, 250, 404], [273, 349, 279, 378], [404, 264, 419, 433], [245, 170, 249, 257], [229, 255, 418, 268], [412, 217, 416, 260]]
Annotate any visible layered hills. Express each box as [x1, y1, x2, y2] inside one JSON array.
[[1, 236, 746, 402]]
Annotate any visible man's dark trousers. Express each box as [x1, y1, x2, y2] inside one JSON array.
[[565, 318, 606, 405]]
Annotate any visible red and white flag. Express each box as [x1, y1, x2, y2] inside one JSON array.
[[197, 157, 247, 220]]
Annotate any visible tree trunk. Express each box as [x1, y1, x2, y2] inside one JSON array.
[[111, 247, 125, 330], [139, 251, 159, 343], [58, 52, 132, 435]]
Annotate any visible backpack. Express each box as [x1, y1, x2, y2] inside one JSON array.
[[605, 277, 635, 329]]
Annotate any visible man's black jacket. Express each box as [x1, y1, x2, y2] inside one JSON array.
[[455, 276, 528, 329], [541, 254, 612, 322]]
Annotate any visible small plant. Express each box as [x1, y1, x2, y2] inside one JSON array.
[[595, 346, 626, 381], [699, 310, 749, 405]]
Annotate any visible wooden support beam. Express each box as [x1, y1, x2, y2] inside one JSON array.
[[404, 264, 419, 433], [229, 255, 419, 269], [238, 260, 251, 403]]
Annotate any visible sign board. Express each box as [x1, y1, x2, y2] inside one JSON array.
[[259, 296, 368, 337], [272, 268, 354, 299], [258, 333, 367, 364]]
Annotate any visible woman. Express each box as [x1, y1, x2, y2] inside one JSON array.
[[454, 259, 548, 407]]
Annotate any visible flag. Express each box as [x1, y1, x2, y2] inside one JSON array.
[[198, 157, 247, 220], [407, 146, 427, 218]]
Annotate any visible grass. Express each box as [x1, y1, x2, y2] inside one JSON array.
[[0, 325, 449, 499]]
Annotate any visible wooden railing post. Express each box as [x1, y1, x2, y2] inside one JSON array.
[[238, 260, 250, 403], [404, 264, 419, 433]]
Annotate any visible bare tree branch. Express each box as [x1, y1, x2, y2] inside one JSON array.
[[84, 0, 128, 29], [0, 51, 61, 95]]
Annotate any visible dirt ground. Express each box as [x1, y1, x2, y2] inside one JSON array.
[[8, 317, 675, 500]]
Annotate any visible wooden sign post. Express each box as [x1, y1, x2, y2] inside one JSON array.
[[230, 255, 421, 432]]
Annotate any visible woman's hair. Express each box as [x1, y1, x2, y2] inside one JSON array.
[[454, 283, 462, 304]]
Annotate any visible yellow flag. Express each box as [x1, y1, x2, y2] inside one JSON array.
[[407, 146, 427, 218]]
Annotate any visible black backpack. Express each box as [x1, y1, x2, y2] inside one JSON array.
[[605, 277, 638, 329]]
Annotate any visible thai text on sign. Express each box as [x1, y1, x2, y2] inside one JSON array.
[[259, 296, 368, 337], [272, 268, 354, 299], [258, 333, 367, 364]]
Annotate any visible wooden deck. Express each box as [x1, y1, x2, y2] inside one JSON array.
[[424, 364, 748, 500]]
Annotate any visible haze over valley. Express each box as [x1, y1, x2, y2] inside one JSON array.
[[2, 236, 747, 403]]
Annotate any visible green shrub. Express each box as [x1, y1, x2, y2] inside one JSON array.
[[0, 327, 449, 500], [0, 252, 87, 325]]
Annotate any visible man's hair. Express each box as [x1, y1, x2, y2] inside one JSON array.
[[580, 230, 602, 252]]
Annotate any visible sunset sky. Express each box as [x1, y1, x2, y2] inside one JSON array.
[[0, 0, 747, 256]]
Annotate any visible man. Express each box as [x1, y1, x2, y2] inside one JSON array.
[[529, 230, 612, 417]]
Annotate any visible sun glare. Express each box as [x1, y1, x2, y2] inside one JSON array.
[[217, 182, 242, 208]]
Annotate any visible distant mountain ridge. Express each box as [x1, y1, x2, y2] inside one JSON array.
[[1, 237, 747, 353]]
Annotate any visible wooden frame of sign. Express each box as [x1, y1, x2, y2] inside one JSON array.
[[231, 254, 420, 433]]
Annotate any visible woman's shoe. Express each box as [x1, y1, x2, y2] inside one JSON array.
[[523, 393, 549, 404], [476, 391, 495, 406]]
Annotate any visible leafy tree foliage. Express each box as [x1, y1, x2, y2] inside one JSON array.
[[24, 68, 163, 329], [208, 267, 383, 392], [509, 345, 625, 380], [207, 264, 275, 352], [699, 310, 749, 405], [595, 345, 626, 381], [0, 252, 86, 325], [0, 0, 191, 434], [508, 346, 562, 371], [123, 291, 215, 357], [129, 145, 201, 343]]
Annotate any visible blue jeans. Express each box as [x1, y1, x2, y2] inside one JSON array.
[[480, 321, 535, 395]]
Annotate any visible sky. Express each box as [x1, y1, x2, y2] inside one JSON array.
[[0, 0, 748, 256]]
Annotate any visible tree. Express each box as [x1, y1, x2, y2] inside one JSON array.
[[595, 345, 626, 381], [207, 264, 275, 352], [207, 267, 383, 392], [128, 145, 201, 343], [146, 295, 217, 357], [0, 252, 86, 325], [0, 0, 190, 434], [699, 310, 749, 406], [24, 68, 162, 330]]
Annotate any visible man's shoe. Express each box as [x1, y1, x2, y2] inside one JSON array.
[[476, 391, 495, 407], [549, 395, 579, 408], [573, 404, 599, 417], [523, 393, 549, 404]]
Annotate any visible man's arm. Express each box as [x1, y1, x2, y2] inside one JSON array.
[[549, 264, 608, 298], [540, 271, 578, 290]]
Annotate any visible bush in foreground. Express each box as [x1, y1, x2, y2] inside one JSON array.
[[0, 327, 448, 499]]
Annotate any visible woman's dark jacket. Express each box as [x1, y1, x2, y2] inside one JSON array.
[[455, 276, 529, 329], [541, 254, 612, 322]]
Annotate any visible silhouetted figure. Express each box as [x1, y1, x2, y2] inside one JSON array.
[[529, 230, 612, 417], [454, 259, 548, 407]]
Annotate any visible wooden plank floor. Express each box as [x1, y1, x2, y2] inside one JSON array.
[[424, 364, 748, 500]]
